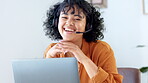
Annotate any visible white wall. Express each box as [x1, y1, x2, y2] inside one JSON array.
[[0, 0, 148, 83], [0, 0, 60, 83], [101, 0, 148, 82], [102, 0, 148, 68]]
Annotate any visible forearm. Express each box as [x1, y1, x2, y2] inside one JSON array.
[[82, 56, 98, 78]]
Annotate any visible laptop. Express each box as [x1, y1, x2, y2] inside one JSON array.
[[12, 57, 80, 83]]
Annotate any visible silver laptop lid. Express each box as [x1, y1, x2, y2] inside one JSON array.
[[12, 57, 80, 83]]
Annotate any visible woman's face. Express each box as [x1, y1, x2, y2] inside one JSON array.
[[58, 6, 86, 41]]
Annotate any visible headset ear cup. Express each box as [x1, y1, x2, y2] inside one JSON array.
[[86, 23, 90, 30], [85, 23, 92, 33], [55, 19, 58, 27], [53, 18, 58, 27]]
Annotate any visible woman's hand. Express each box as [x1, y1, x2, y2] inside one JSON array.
[[46, 43, 63, 58], [46, 40, 98, 78], [58, 40, 87, 63], [58, 40, 98, 78]]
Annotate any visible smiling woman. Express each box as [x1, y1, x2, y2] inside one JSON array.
[[58, 6, 86, 41], [43, 0, 123, 83], [43, 0, 105, 42]]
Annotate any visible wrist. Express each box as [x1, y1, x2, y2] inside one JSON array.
[[46, 52, 53, 58], [81, 56, 89, 64]]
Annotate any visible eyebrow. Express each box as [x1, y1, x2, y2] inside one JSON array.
[[61, 13, 84, 18], [74, 15, 83, 18]]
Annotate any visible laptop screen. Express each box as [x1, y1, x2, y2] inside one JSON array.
[[12, 57, 80, 83]]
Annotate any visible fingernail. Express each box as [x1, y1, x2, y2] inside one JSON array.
[[64, 51, 68, 54]]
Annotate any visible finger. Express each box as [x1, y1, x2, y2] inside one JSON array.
[[54, 44, 66, 50], [46, 44, 64, 57]]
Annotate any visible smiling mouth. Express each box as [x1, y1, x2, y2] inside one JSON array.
[[64, 28, 76, 33]]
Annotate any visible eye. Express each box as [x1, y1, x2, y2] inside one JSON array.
[[61, 17, 68, 19], [74, 18, 81, 21]]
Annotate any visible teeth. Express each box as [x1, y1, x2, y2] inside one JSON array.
[[65, 28, 74, 32]]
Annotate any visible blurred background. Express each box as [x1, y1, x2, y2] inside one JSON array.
[[0, 0, 148, 83]]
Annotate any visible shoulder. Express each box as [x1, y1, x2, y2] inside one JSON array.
[[49, 43, 57, 47], [44, 43, 57, 53], [88, 40, 114, 57], [89, 40, 115, 64], [43, 43, 57, 58], [90, 40, 112, 51], [46, 43, 57, 50]]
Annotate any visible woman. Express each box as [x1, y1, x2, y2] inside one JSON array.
[[43, 0, 123, 83]]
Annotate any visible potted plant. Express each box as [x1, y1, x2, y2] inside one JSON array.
[[140, 67, 148, 73], [140, 66, 148, 83]]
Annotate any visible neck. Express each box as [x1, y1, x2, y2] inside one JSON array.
[[73, 38, 83, 48], [63, 38, 83, 48]]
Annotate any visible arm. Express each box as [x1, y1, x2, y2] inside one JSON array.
[[89, 42, 123, 83], [58, 40, 123, 83], [81, 56, 98, 78], [44, 41, 123, 83]]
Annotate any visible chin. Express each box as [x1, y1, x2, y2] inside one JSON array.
[[62, 38, 73, 41]]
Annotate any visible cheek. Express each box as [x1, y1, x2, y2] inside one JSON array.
[[78, 23, 86, 31], [58, 20, 63, 30], [58, 23, 62, 35], [80, 19, 86, 31]]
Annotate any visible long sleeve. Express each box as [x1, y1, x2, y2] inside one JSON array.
[[85, 40, 123, 83], [43, 43, 57, 58], [43, 39, 123, 83]]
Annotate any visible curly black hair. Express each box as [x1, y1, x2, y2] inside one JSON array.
[[43, 0, 105, 42]]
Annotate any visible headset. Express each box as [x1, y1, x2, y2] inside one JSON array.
[[75, 14, 93, 34], [75, 25, 92, 34], [54, 18, 93, 34]]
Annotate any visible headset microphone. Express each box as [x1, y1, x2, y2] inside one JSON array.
[[75, 25, 92, 34], [75, 28, 92, 34], [75, 13, 93, 34]]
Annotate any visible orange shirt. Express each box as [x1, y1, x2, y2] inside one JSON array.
[[44, 39, 123, 83]]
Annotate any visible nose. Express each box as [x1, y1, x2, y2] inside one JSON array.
[[66, 19, 74, 26]]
